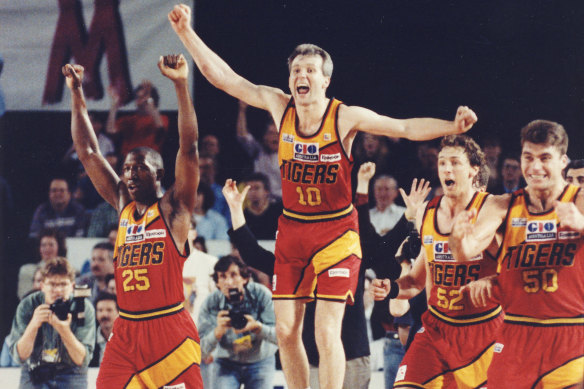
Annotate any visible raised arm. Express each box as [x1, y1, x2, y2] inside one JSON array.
[[450, 194, 509, 261], [168, 5, 288, 121], [339, 105, 478, 142], [62, 64, 124, 210]]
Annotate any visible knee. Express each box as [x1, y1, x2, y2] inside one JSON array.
[[276, 320, 301, 345], [314, 323, 341, 350]]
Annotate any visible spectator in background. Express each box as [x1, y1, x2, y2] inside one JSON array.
[[76, 242, 115, 304], [29, 178, 87, 239], [242, 172, 282, 240], [370, 175, 405, 235], [200, 154, 231, 222], [105, 274, 116, 295], [89, 292, 119, 367], [194, 182, 229, 240], [236, 100, 282, 199], [18, 229, 67, 300], [565, 158, 584, 188], [63, 111, 115, 167], [490, 154, 524, 194], [6, 257, 96, 388], [106, 80, 169, 158], [73, 152, 120, 211], [87, 198, 118, 237], [481, 137, 502, 190], [183, 219, 219, 325], [411, 142, 440, 188], [198, 255, 278, 389], [352, 133, 393, 176]]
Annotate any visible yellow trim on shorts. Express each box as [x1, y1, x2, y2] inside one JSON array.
[[283, 204, 353, 221], [119, 303, 184, 320], [315, 290, 354, 302], [428, 305, 502, 325], [535, 356, 584, 388], [312, 230, 362, 275], [504, 313, 584, 326], [394, 381, 428, 388], [125, 337, 201, 388]]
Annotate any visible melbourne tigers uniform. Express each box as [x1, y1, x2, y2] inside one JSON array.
[[395, 192, 503, 389], [97, 201, 202, 389], [488, 185, 584, 389], [273, 98, 361, 303]]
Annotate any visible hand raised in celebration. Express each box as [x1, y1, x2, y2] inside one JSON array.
[[62, 64, 84, 90], [453, 106, 478, 133], [400, 178, 431, 221], [168, 4, 192, 35], [158, 54, 189, 82]]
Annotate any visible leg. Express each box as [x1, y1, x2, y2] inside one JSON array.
[[274, 299, 309, 389], [342, 356, 371, 389], [383, 336, 405, 389], [215, 358, 242, 389], [314, 299, 346, 389], [242, 355, 275, 389]]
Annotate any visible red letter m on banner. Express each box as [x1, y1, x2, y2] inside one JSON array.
[[43, 0, 132, 105]]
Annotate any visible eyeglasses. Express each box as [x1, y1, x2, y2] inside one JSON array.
[[46, 281, 71, 289]]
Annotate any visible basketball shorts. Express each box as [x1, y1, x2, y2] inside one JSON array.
[[97, 308, 203, 389], [487, 316, 584, 389], [393, 307, 503, 389], [273, 211, 361, 303]]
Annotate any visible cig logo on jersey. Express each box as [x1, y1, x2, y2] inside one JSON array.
[[433, 241, 453, 261], [294, 141, 319, 162], [525, 220, 556, 241], [125, 224, 145, 243]]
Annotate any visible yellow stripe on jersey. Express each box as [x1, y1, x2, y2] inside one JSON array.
[[428, 305, 502, 325], [119, 303, 184, 321], [282, 204, 354, 222], [125, 337, 201, 388], [534, 356, 584, 388], [504, 313, 584, 326], [312, 230, 362, 275]]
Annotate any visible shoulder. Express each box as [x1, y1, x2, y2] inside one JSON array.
[[248, 281, 271, 297], [18, 291, 43, 311]]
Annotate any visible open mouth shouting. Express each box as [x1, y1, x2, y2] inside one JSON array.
[[444, 179, 456, 189], [296, 83, 310, 96]]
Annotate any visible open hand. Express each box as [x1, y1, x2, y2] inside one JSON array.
[[223, 179, 250, 210], [400, 178, 431, 221]]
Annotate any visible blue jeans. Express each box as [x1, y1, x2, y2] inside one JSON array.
[[19, 365, 87, 389], [383, 336, 405, 389], [215, 355, 275, 389]]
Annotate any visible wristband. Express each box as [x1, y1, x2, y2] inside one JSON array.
[[388, 280, 400, 299]]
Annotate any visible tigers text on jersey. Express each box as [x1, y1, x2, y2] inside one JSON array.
[[421, 192, 501, 323], [114, 201, 188, 317], [278, 98, 354, 222], [496, 185, 584, 324]]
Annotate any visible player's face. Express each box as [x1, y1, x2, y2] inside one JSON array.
[[521, 142, 568, 191], [96, 300, 119, 330], [438, 146, 477, 197], [216, 263, 248, 298], [288, 55, 330, 105], [91, 248, 114, 278], [41, 275, 73, 305], [122, 152, 158, 202], [565, 167, 584, 188]]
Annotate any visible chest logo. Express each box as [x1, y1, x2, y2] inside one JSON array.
[[126, 224, 145, 243], [511, 217, 527, 227], [294, 141, 319, 162], [320, 153, 341, 163], [525, 220, 557, 241], [433, 241, 453, 261], [282, 133, 294, 143]]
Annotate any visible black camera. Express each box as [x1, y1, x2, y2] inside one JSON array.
[[396, 227, 422, 263], [226, 288, 248, 330], [49, 285, 91, 324]]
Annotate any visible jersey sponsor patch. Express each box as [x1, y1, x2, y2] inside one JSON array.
[[282, 133, 294, 143], [145, 229, 167, 239], [511, 217, 527, 227], [323, 133, 331, 141], [396, 365, 407, 381], [417, 326, 425, 334], [423, 235, 434, 244], [494, 342, 504, 353], [433, 241, 453, 261], [163, 384, 186, 389], [272, 275, 277, 291], [294, 141, 319, 162], [120, 219, 129, 227], [125, 224, 145, 243], [320, 153, 341, 163], [147, 210, 155, 217], [328, 268, 350, 278], [525, 220, 557, 241], [559, 230, 581, 240]]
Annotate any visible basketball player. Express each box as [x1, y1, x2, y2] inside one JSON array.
[[63, 54, 203, 388], [168, 5, 478, 389], [450, 120, 584, 388]]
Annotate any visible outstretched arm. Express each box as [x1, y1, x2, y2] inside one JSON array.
[[62, 64, 123, 210], [339, 105, 478, 141], [168, 5, 288, 122]]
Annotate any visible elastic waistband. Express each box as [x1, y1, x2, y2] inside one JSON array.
[[283, 204, 353, 223], [504, 313, 584, 327], [429, 305, 502, 326], [119, 302, 184, 321]]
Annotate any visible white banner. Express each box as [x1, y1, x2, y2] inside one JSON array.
[[0, 0, 193, 111]]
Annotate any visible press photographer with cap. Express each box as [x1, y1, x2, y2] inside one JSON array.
[[6, 257, 96, 389], [197, 255, 277, 389]]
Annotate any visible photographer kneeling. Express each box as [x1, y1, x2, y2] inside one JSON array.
[[198, 255, 277, 389], [7, 257, 96, 389]]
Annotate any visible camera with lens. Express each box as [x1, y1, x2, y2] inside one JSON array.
[[226, 288, 248, 330], [49, 285, 91, 325], [396, 226, 422, 263]]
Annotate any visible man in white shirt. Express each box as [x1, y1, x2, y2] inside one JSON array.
[[369, 175, 405, 235]]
